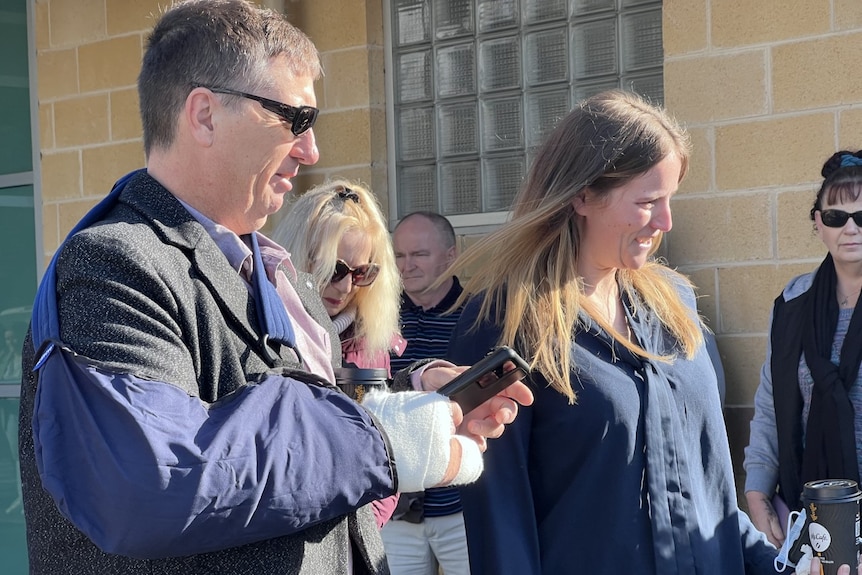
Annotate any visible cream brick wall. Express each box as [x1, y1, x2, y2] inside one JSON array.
[[664, 0, 862, 495], [34, 0, 154, 264]]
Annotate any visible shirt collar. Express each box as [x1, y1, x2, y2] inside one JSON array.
[[176, 199, 296, 281], [402, 276, 463, 313]]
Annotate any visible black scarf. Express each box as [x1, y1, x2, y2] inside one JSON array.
[[800, 253, 862, 486]]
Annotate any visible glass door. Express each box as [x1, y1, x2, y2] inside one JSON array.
[[0, 0, 38, 571]]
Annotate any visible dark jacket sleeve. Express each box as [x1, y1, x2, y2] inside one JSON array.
[[446, 298, 543, 575], [31, 342, 395, 559]]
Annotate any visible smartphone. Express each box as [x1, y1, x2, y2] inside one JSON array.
[[438, 346, 531, 414]]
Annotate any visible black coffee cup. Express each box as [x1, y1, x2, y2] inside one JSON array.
[[799, 479, 862, 575], [334, 367, 388, 402]]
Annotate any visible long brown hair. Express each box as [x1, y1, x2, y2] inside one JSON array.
[[449, 90, 703, 402]]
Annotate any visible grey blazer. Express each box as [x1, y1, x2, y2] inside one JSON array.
[[18, 172, 389, 574]]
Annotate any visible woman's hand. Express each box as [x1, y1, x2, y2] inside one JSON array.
[[745, 490, 785, 547]]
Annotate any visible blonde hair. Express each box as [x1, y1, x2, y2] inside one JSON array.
[[449, 90, 703, 402], [273, 179, 401, 356]]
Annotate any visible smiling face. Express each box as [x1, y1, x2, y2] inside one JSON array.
[[320, 229, 373, 317], [574, 153, 682, 283], [207, 55, 320, 235], [815, 198, 862, 267]]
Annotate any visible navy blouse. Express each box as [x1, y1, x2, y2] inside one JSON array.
[[448, 286, 777, 575]]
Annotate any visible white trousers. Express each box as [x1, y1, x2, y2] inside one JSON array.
[[380, 512, 471, 575]]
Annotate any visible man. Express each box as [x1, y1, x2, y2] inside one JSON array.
[[17, 2, 531, 574], [386, 211, 470, 575]]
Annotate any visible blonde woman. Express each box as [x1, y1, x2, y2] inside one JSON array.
[[273, 179, 405, 372], [272, 180, 406, 529], [445, 91, 779, 574]]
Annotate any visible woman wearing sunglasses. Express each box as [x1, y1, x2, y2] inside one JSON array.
[[272, 179, 405, 378], [273, 179, 405, 529], [745, 150, 862, 551]]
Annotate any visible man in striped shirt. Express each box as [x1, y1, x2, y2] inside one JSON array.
[[385, 212, 469, 575]]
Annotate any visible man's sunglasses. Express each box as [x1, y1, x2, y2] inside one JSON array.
[[203, 86, 319, 136], [820, 209, 862, 228], [331, 259, 380, 287]]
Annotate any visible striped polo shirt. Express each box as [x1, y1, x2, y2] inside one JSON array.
[[391, 277, 465, 518]]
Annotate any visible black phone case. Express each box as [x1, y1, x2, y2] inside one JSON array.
[[437, 346, 530, 414]]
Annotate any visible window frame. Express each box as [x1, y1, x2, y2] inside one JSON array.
[[383, 0, 664, 232]]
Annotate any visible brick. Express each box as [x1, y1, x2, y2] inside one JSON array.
[[839, 109, 862, 151], [715, 114, 833, 190], [662, 0, 707, 56], [50, 0, 106, 48], [38, 49, 78, 100], [676, 267, 718, 326], [717, 263, 815, 334], [711, 0, 830, 47], [41, 202, 59, 255], [366, 0, 384, 46], [676, 127, 710, 195], [369, 47, 386, 107], [666, 193, 772, 265], [39, 103, 54, 150], [106, 0, 166, 36], [58, 198, 100, 241], [320, 48, 373, 109], [110, 88, 143, 141], [79, 35, 143, 93], [54, 94, 110, 148], [369, 107, 387, 164], [776, 188, 827, 260], [773, 32, 862, 112], [835, 0, 862, 30], [718, 336, 767, 405], [313, 108, 372, 169], [664, 51, 767, 124], [35, 1, 50, 51], [40, 151, 81, 201], [290, 0, 372, 51], [82, 143, 145, 196]]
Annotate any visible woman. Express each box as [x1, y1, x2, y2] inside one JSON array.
[[273, 179, 405, 372], [444, 90, 778, 574], [745, 151, 862, 548], [272, 179, 405, 527]]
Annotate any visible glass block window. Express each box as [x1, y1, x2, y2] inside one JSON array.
[[390, 0, 664, 218]]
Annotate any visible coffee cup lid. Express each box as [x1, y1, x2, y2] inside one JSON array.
[[333, 367, 388, 381], [803, 479, 862, 501]]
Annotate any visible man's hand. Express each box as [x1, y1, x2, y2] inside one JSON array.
[[745, 490, 785, 547]]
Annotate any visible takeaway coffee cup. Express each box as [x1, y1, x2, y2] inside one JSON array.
[[334, 367, 388, 402], [799, 479, 862, 575]]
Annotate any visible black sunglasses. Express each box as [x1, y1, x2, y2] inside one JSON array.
[[331, 259, 380, 287], [820, 209, 862, 228], [203, 86, 319, 136]]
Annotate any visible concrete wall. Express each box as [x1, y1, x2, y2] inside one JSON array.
[[32, 0, 862, 503]]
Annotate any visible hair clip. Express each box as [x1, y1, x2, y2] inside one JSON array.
[[840, 154, 862, 168], [336, 187, 360, 204]]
